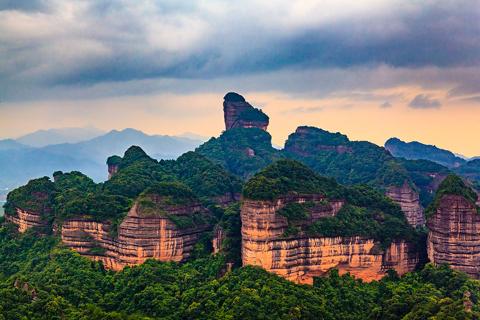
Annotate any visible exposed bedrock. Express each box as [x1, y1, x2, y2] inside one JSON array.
[[386, 182, 425, 227], [427, 195, 480, 278], [241, 195, 418, 284], [61, 201, 211, 270]]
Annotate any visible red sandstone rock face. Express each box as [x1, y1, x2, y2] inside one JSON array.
[[108, 164, 119, 179], [223, 100, 268, 131], [61, 201, 211, 270], [4, 208, 49, 233], [212, 225, 225, 255], [241, 195, 419, 284], [386, 182, 425, 227], [427, 195, 480, 278]]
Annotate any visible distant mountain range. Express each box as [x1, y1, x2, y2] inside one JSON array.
[[385, 137, 474, 168], [385, 137, 480, 187], [15, 126, 106, 147], [0, 128, 204, 193]]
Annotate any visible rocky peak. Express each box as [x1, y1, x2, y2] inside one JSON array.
[[223, 92, 269, 131], [106, 155, 121, 179], [427, 175, 480, 278], [386, 182, 425, 227]]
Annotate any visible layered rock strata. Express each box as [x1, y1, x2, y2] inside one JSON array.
[[4, 208, 49, 233], [427, 195, 480, 278], [386, 182, 425, 227], [61, 201, 211, 270], [241, 196, 419, 284], [223, 92, 268, 131]]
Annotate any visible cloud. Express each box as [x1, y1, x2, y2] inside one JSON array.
[[0, 0, 479, 102], [409, 94, 441, 109], [380, 101, 392, 108], [285, 106, 323, 114]]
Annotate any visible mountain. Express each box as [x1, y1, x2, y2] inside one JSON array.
[[2, 92, 480, 319], [16, 126, 105, 147], [455, 159, 480, 187], [0, 139, 29, 151], [385, 137, 466, 168], [0, 128, 202, 190]]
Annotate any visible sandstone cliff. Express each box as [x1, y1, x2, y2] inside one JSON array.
[[386, 182, 425, 227], [4, 208, 49, 233], [223, 92, 269, 131], [427, 194, 480, 278], [61, 198, 212, 270], [241, 195, 419, 284]]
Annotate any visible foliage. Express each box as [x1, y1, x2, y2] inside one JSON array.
[[216, 203, 242, 266], [426, 174, 479, 219], [277, 202, 310, 222], [106, 155, 122, 166], [4, 177, 55, 218], [238, 107, 269, 122], [0, 229, 479, 319], [196, 127, 280, 179], [162, 152, 243, 201], [244, 161, 420, 247], [284, 127, 411, 188], [243, 159, 340, 200]]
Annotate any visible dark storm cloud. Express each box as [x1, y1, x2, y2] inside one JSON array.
[[0, 0, 48, 11], [0, 0, 479, 101], [409, 94, 441, 109]]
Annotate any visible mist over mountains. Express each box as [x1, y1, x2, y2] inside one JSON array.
[[0, 128, 204, 193]]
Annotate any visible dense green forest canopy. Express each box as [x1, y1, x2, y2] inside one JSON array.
[[238, 107, 269, 122], [0, 224, 478, 320], [196, 127, 280, 179], [284, 126, 411, 188], [243, 159, 341, 200]]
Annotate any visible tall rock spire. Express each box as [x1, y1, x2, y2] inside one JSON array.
[[223, 92, 269, 131]]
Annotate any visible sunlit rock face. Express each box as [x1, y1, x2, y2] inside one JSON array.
[[427, 195, 480, 278], [223, 92, 269, 131], [61, 201, 211, 270], [386, 183, 425, 227], [241, 195, 419, 284], [4, 208, 49, 233]]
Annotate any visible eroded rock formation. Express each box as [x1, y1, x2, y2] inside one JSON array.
[[427, 195, 480, 278], [4, 208, 49, 233], [241, 195, 419, 284], [61, 200, 211, 270], [386, 182, 425, 227], [223, 92, 269, 131]]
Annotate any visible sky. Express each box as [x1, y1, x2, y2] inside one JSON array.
[[0, 0, 479, 156]]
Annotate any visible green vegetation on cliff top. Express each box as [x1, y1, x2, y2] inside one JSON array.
[[196, 127, 280, 179], [284, 126, 411, 188], [426, 174, 479, 219], [5, 146, 241, 228], [243, 160, 420, 247]]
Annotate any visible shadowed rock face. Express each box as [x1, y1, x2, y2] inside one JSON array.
[[107, 164, 119, 179], [241, 195, 419, 284], [223, 92, 269, 131], [60, 200, 211, 270], [386, 183, 425, 227], [428, 195, 480, 278]]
